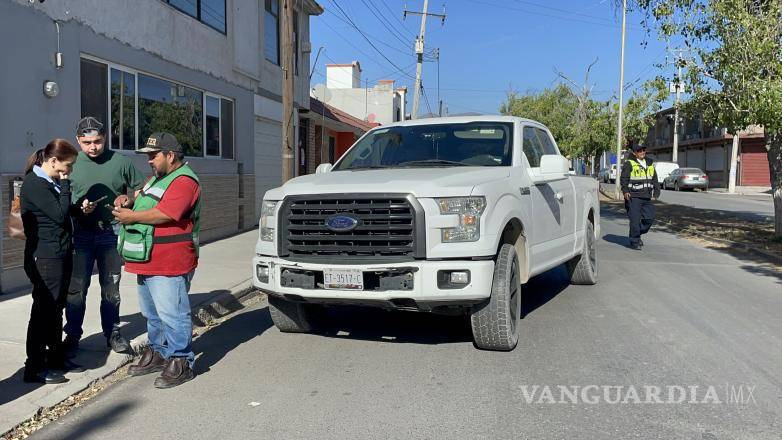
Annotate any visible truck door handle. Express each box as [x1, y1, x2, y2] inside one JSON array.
[[555, 192, 564, 202]]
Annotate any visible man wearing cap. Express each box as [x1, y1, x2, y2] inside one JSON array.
[[64, 117, 145, 355], [620, 144, 661, 250], [112, 132, 201, 389]]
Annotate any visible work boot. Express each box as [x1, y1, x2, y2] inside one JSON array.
[[153, 358, 195, 389], [107, 331, 132, 354], [639, 239, 644, 247], [63, 334, 79, 359], [629, 244, 642, 250], [23, 369, 68, 384], [128, 347, 166, 377]]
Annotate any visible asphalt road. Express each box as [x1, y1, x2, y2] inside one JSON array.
[[33, 210, 782, 440], [600, 182, 774, 221]]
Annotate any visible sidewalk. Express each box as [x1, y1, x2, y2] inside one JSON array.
[[707, 186, 773, 197], [0, 230, 258, 435]]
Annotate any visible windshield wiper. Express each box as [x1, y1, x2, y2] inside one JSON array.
[[397, 159, 469, 167]]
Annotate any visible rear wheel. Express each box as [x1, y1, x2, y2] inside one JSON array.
[[567, 221, 598, 285], [470, 244, 521, 351], [268, 295, 326, 333], [674, 181, 680, 191]]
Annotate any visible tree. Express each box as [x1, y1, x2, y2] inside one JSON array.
[[632, 0, 782, 236]]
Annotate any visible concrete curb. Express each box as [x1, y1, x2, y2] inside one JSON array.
[[1, 282, 262, 438]]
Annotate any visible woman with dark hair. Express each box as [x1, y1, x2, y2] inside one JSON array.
[[20, 138, 87, 383]]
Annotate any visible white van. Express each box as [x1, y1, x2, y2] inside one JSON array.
[[654, 161, 679, 187]]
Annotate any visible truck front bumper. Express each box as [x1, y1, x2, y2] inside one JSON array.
[[252, 256, 495, 309]]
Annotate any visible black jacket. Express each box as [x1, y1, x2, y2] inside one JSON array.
[[20, 171, 74, 259], [620, 156, 660, 199]]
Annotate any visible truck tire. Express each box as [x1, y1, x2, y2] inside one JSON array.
[[470, 244, 521, 351], [567, 221, 598, 285], [268, 295, 325, 333]]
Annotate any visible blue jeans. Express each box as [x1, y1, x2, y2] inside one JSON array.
[[65, 227, 123, 339], [137, 272, 195, 367]]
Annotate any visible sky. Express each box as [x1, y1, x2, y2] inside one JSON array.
[[309, 0, 675, 117]]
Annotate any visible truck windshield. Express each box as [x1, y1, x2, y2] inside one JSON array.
[[332, 122, 514, 170]]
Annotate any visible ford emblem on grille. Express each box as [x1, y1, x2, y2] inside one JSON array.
[[325, 214, 359, 232]]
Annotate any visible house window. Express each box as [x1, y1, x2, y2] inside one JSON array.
[[165, 0, 226, 34], [265, 0, 280, 65], [80, 59, 108, 129], [205, 95, 235, 158], [110, 68, 136, 150], [138, 73, 204, 157], [80, 57, 234, 158]]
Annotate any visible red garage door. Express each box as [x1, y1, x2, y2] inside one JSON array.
[[740, 143, 771, 186]]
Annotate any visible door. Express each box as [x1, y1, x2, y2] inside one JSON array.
[[523, 126, 574, 271], [254, 118, 282, 218]]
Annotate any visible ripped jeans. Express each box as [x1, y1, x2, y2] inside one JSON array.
[[64, 226, 123, 339]]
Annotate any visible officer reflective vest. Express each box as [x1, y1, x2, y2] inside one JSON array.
[[627, 159, 656, 192], [117, 164, 200, 263]]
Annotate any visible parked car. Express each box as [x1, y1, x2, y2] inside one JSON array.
[[253, 116, 600, 351], [663, 167, 709, 191], [654, 161, 679, 186], [599, 164, 617, 183]]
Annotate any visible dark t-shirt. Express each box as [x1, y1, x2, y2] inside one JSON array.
[[69, 150, 145, 229]]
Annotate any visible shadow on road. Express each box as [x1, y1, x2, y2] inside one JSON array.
[[192, 306, 274, 376], [318, 306, 473, 345], [521, 264, 571, 318], [33, 400, 136, 440], [602, 234, 631, 249]]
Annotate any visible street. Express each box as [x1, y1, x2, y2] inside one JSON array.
[[659, 189, 774, 221], [31, 209, 782, 440], [600, 182, 774, 221]]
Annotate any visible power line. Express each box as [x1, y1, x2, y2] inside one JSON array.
[[377, 0, 417, 38], [329, 0, 416, 80], [511, 0, 626, 25], [472, 0, 642, 31], [360, 0, 412, 48], [319, 19, 395, 71], [421, 84, 434, 116], [322, 9, 411, 56]]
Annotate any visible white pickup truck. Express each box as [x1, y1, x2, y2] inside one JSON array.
[[253, 116, 600, 351]]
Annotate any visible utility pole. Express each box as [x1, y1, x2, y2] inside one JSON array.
[[614, 0, 628, 197], [669, 48, 688, 165], [405, 1, 445, 119], [281, 0, 295, 182]]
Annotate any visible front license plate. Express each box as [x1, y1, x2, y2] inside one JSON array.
[[323, 268, 364, 290]]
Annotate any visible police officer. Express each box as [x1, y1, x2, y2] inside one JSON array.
[[620, 144, 660, 250]]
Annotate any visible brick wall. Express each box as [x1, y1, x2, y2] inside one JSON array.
[[1, 172, 256, 274]]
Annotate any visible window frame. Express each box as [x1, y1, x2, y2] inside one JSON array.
[[163, 0, 227, 35], [81, 54, 235, 160], [264, 0, 281, 65]]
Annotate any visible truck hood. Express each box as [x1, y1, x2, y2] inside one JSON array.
[[265, 167, 510, 199]]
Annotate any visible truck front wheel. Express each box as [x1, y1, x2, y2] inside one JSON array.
[[268, 295, 325, 333], [470, 244, 521, 351]]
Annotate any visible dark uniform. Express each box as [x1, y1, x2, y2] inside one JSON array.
[[620, 146, 660, 249]]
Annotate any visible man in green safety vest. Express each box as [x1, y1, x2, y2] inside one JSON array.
[[620, 144, 660, 250], [111, 132, 201, 389]]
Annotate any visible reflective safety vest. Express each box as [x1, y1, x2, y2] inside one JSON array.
[[627, 159, 656, 192], [117, 164, 200, 263]]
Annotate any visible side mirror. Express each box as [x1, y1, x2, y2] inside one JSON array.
[[530, 155, 569, 184], [315, 163, 333, 174]]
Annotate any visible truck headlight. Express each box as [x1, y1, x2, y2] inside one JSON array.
[[436, 197, 486, 243], [260, 200, 278, 242]]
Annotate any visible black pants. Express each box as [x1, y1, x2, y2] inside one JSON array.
[[24, 255, 72, 373], [625, 196, 655, 246]]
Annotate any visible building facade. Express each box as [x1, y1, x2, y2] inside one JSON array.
[[0, 0, 322, 292], [644, 108, 771, 188], [311, 62, 407, 126]]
